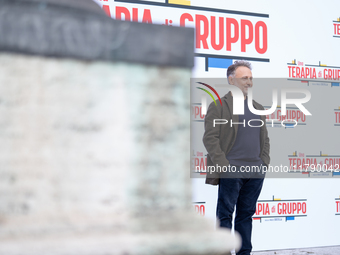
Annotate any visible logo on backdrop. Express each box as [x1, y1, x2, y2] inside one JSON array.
[[265, 106, 307, 128], [333, 17, 340, 38], [100, 0, 270, 72], [287, 59, 340, 87], [192, 150, 207, 175], [334, 107, 340, 126], [253, 196, 307, 222], [288, 151, 340, 177], [193, 202, 206, 216]]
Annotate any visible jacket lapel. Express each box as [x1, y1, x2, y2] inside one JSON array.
[[224, 91, 239, 133]]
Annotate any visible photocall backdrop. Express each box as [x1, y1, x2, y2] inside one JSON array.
[[93, 0, 340, 251]]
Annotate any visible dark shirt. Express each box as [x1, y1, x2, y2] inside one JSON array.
[[226, 97, 263, 167]]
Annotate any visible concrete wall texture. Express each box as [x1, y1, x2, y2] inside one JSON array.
[[0, 1, 239, 254], [0, 53, 238, 254]]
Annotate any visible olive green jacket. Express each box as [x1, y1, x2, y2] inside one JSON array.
[[203, 91, 270, 185]]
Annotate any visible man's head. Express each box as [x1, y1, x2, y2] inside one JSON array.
[[227, 60, 253, 98]]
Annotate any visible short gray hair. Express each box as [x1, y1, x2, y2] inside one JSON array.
[[226, 60, 252, 78]]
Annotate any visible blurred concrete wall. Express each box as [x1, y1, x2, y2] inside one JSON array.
[[0, 0, 239, 254]]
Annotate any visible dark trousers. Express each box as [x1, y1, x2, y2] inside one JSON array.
[[217, 168, 264, 255]]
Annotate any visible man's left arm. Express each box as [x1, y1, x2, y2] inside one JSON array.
[[262, 127, 270, 166], [256, 102, 270, 166]]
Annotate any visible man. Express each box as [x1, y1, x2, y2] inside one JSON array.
[[202, 60, 270, 255]]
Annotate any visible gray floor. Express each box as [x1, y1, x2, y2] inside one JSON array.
[[252, 246, 340, 255]]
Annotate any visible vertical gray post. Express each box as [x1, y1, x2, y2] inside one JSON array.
[[0, 0, 240, 254]]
